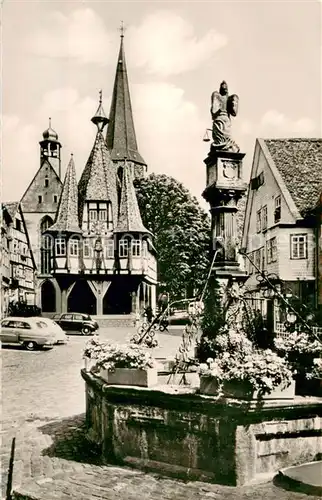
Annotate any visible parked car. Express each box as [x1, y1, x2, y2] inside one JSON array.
[[0, 317, 56, 350], [31, 317, 68, 345], [168, 309, 190, 326], [52, 312, 99, 335]]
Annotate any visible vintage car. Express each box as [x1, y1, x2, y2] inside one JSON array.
[[52, 313, 99, 335], [0, 317, 56, 350]]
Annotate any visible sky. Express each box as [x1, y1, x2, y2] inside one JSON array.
[[2, 0, 321, 209]]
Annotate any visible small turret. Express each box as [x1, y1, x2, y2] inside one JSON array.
[[39, 118, 62, 178]]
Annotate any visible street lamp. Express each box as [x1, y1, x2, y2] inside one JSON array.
[[286, 311, 297, 324]]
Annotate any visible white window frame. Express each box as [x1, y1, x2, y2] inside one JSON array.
[[105, 240, 114, 258], [83, 239, 91, 258], [256, 209, 261, 233], [262, 205, 268, 231], [69, 238, 79, 257], [266, 237, 277, 264], [132, 239, 141, 257], [55, 238, 66, 256], [119, 239, 128, 257], [255, 249, 261, 270], [89, 210, 97, 221], [291, 234, 307, 260], [274, 196, 281, 223], [99, 209, 107, 221]]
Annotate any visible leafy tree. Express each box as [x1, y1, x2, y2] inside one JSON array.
[[134, 173, 211, 302], [196, 275, 227, 361]]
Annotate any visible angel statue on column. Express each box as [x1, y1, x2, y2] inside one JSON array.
[[210, 81, 240, 153]]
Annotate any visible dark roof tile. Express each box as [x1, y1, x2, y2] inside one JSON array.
[[264, 138, 322, 216]]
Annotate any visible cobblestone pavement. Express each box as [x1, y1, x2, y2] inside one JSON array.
[[1, 328, 320, 499]]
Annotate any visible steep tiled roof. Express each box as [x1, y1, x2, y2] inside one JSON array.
[[115, 163, 150, 234], [264, 138, 322, 217], [48, 155, 82, 234], [78, 131, 118, 226], [106, 36, 146, 166]]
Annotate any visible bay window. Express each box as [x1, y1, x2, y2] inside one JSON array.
[[132, 240, 141, 257], [69, 238, 79, 256], [119, 239, 128, 257], [55, 238, 66, 256], [105, 239, 114, 258]]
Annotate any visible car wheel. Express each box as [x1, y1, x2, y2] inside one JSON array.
[[24, 341, 37, 351], [82, 327, 90, 335]]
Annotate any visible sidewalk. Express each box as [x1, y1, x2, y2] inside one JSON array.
[[3, 414, 321, 500]]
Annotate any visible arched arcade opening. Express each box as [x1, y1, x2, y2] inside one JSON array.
[[41, 280, 56, 312], [67, 280, 96, 315]]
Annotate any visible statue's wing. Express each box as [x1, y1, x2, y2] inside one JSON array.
[[211, 91, 222, 116], [227, 94, 239, 117]]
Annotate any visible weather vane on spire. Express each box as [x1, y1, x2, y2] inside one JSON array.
[[99, 89, 102, 105], [119, 20, 126, 38]]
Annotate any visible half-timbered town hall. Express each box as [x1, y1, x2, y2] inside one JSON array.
[[20, 34, 157, 316]]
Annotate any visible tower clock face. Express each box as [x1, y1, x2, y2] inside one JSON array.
[[223, 161, 237, 179]]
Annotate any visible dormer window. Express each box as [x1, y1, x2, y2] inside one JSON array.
[[89, 210, 97, 221], [99, 209, 107, 221]]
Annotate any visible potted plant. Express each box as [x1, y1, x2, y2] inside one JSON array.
[[92, 342, 158, 387], [198, 331, 294, 400], [274, 331, 322, 396], [83, 336, 104, 371]]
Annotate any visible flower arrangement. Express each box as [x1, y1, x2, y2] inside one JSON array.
[[197, 331, 293, 396], [274, 331, 322, 380], [84, 340, 157, 372], [83, 336, 104, 360]]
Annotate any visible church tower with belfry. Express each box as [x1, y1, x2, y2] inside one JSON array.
[[21, 120, 63, 282], [22, 30, 157, 318]]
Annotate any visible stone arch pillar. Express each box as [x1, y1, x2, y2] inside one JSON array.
[[38, 278, 61, 313]]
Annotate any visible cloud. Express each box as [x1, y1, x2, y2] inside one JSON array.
[[26, 8, 112, 65], [260, 110, 316, 136], [2, 115, 39, 201], [126, 11, 227, 76], [1, 89, 109, 202], [231, 110, 318, 183], [2, 83, 208, 207], [132, 82, 208, 203]]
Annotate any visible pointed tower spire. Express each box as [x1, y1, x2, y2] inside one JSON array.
[[78, 96, 118, 227], [91, 90, 109, 132], [106, 30, 146, 169], [115, 159, 150, 234], [48, 154, 82, 234]]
